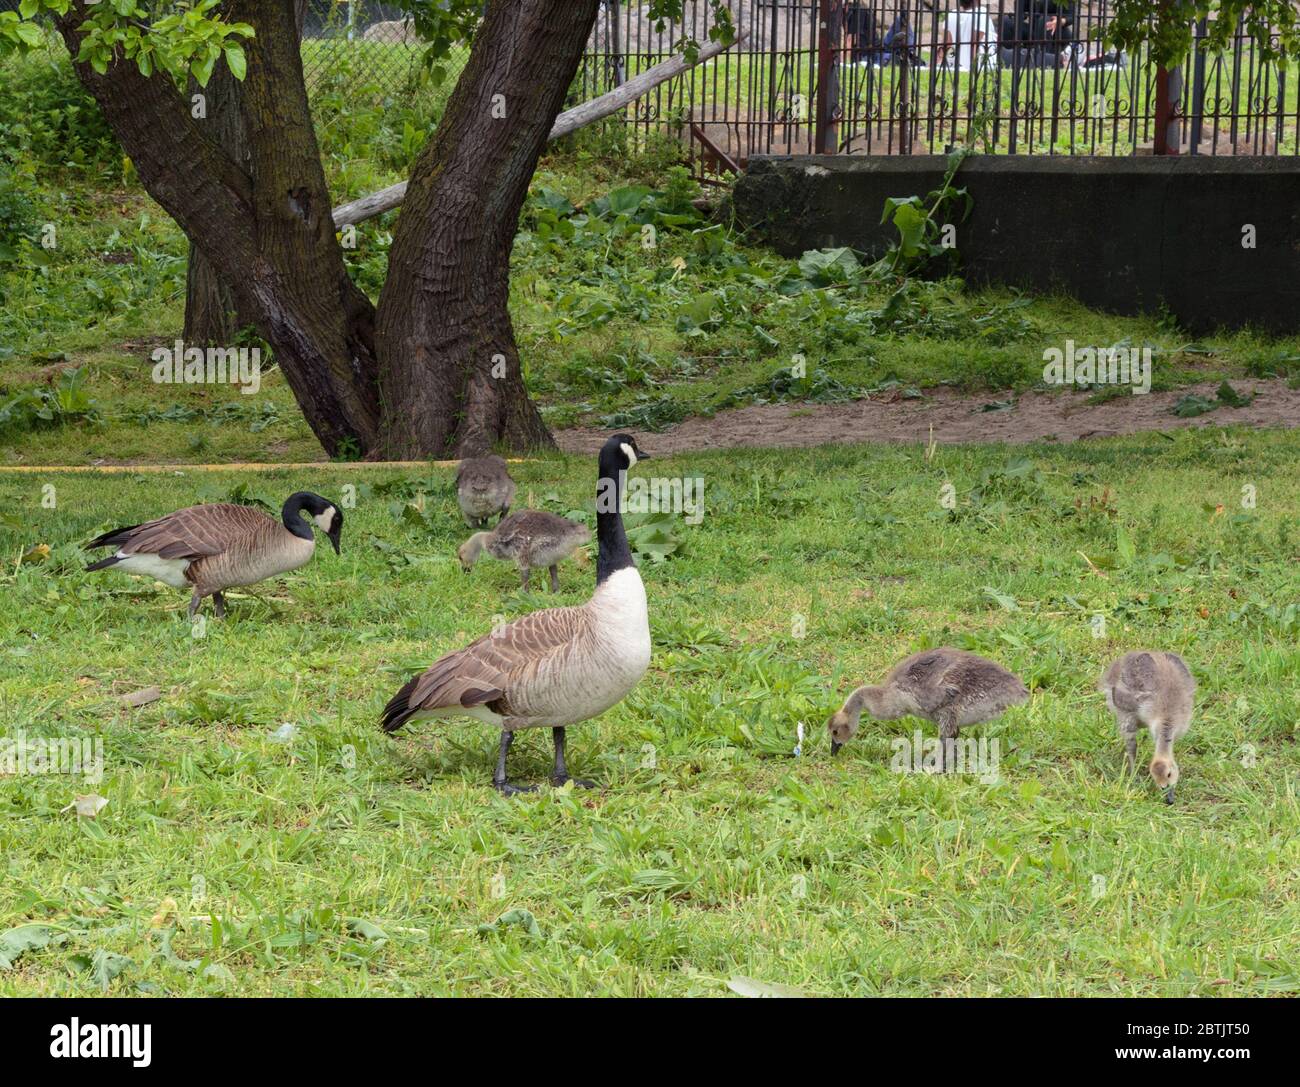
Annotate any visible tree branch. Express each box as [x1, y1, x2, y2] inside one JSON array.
[[331, 29, 747, 230]]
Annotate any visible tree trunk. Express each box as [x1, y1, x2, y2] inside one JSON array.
[[373, 0, 600, 458], [57, 1, 378, 458], [57, 0, 607, 460], [183, 61, 245, 346], [185, 0, 309, 346]]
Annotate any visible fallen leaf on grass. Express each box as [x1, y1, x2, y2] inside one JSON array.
[[62, 794, 108, 818], [726, 975, 809, 998]]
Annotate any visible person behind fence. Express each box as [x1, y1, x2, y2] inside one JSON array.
[[844, 2, 879, 64], [998, 0, 1074, 67], [878, 10, 919, 65], [938, 0, 997, 72]]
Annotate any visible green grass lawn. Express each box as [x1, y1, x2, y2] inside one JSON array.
[[2, 428, 1298, 995]]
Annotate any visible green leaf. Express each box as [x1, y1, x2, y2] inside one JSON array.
[[476, 908, 541, 938], [72, 948, 133, 991], [15, 20, 45, 48], [191, 48, 217, 88], [1115, 523, 1136, 566], [0, 924, 62, 970], [223, 43, 246, 81]]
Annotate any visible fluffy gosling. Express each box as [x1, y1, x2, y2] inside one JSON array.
[[828, 647, 1028, 771], [1099, 651, 1195, 803], [458, 510, 591, 592]]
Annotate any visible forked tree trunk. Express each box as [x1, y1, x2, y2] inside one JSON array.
[[58, 1, 380, 456], [58, 0, 604, 459], [374, 0, 600, 457]]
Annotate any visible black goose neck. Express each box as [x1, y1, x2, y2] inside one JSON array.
[[281, 493, 315, 541], [596, 446, 634, 584]]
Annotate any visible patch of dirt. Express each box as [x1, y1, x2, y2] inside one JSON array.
[[555, 378, 1300, 455]]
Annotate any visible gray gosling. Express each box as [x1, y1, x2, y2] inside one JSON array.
[[1099, 651, 1195, 804], [828, 647, 1028, 771], [459, 510, 591, 592], [456, 454, 516, 528]]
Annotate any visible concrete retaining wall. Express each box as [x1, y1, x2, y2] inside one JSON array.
[[731, 155, 1300, 334]]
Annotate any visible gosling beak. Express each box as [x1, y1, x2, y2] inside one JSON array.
[[1164, 786, 1176, 805], [831, 740, 843, 756]]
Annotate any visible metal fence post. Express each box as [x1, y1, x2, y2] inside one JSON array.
[[1154, 63, 1183, 154], [815, 0, 838, 154]]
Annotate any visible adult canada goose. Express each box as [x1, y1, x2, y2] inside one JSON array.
[[827, 647, 1028, 770], [1099, 651, 1195, 803], [85, 492, 342, 619], [458, 510, 591, 592], [383, 434, 651, 794], [456, 454, 516, 528]]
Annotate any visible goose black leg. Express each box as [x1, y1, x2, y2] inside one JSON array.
[[552, 727, 596, 789], [188, 589, 203, 620], [549, 565, 560, 593], [520, 566, 531, 592], [493, 730, 535, 796], [938, 717, 959, 773], [212, 591, 226, 619]]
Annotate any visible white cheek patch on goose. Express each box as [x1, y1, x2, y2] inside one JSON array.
[[313, 507, 336, 532], [619, 442, 637, 468]]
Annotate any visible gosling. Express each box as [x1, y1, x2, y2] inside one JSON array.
[[456, 455, 516, 528], [827, 647, 1028, 771], [458, 510, 591, 592], [1099, 651, 1195, 804]]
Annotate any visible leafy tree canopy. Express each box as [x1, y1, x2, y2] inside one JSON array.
[[0, 1, 736, 85]]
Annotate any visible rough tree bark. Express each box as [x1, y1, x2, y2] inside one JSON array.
[[57, 0, 608, 459], [57, 0, 379, 456], [184, 0, 310, 346], [373, 0, 601, 457], [183, 59, 244, 347]]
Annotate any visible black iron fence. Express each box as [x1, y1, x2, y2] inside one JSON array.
[[580, 0, 1299, 177], [5, 1, 1296, 174]]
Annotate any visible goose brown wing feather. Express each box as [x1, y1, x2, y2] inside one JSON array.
[[404, 604, 592, 717], [114, 504, 273, 560]]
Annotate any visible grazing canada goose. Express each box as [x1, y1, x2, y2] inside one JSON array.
[[827, 647, 1028, 770], [85, 492, 342, 618], [456, 454, 516, 528], [1099, 651, 1195, 803], [383, 434, 651, 794], [458, 509, 591, 592]]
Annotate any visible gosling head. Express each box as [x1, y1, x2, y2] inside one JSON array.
[[457, 533, 488, 573], [1150, 756, 1180, 804], [827, 707, 859, 756]]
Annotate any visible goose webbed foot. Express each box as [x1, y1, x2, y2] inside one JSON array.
[[550, 727, 596, 790], [491, 730, 537, 796], [494, 780, 538, 796]]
